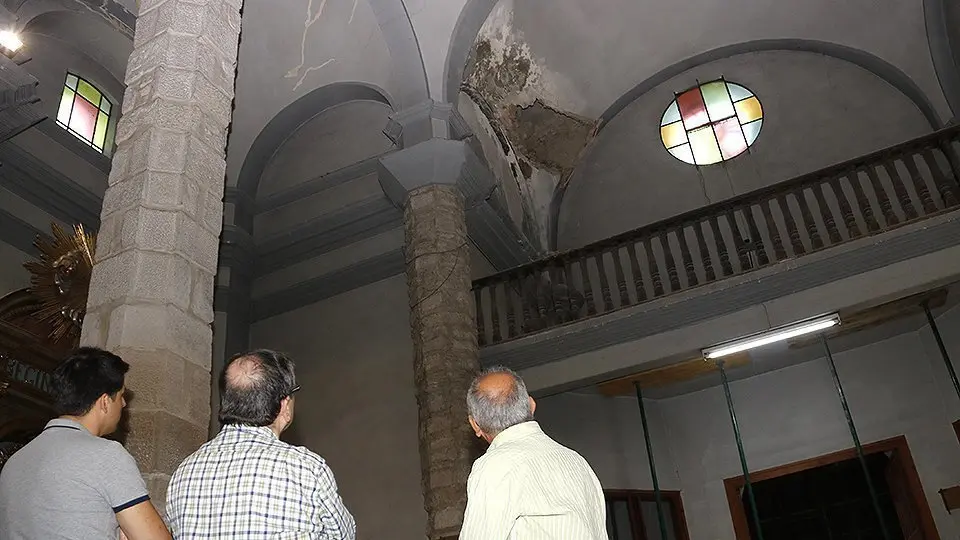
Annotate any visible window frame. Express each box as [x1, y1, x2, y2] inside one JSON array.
[[605, 489, 690, 540], [659, 77, 764, 166], [55, 72, 114, 154]]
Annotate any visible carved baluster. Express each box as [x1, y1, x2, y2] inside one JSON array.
[[694, 220, 717, 281], [813, 181, 842, 245], [504, 274, 517, 338], [828, 176, 861, 238], [741, 203, 769, 266], [902, 153, 937, 214], [519, 271, 532, 330], [660, 231, 681, 291], [777, 194, 805, 255], [847, 170, 879, 232], [794, 187, 822, 250], [882, 159, 917, 220], [474, 287, 486, 346], [644, 237, 664, 296], [610, 248, 631, 307], [709, 216, 733, 276], [594, 251, 615, 312], [726, 210, 751, 271], [488, 283, 501, 343], [579, 258, 596, 316], [676, 225, 699, 285], [864, 165, 898, 226], [759, 201, 786, 261], [626, 241, 647, 302], [922, 149, 958, 207], [534, 269, 549, 322], [556, 263, 575, 321]]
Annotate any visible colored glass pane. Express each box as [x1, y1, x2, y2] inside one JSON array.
[[65, 74, 78, 90], [742, 119, 762, 145], [713, 117, 748, 160], [100, 99, 111, 114], [68, 96, 97, 141], [735, 96, 762, 124], [93, 112, 109, 149], [677, 88, 709, 129], [661, 101, 680, 125], [727, 82, 752, 102], [700, 80, 735, 121], [668, 143, 695, 165], [660, 120, 687, 149], [57, 88, 74, 125], [688, 126, 721, 165], [76, 79, 102, 108]]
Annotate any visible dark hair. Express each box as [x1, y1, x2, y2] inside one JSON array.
[[53, 347, 129, 416], [219, 349, 297, 427]]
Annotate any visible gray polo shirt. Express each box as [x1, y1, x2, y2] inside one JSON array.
[[0, 418, 149, 540]]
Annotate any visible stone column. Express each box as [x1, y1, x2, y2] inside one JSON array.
[[380, 138, 482, 540], [79, 0, 243, 508]]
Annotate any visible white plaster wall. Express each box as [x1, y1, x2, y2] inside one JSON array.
[[226, 0, 394, 186], [0, 240, 31, 295], [248, 275, 426, 540], [558, 51, 932, 249], [538, 327, 960, 540], [536, 391, 680, 491]]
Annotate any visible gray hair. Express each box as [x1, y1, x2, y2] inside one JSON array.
[[466, 366, 534, 435]]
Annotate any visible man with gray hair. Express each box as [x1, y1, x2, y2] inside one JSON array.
[[460, 366, 606, 539]]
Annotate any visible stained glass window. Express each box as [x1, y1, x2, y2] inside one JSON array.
[[660, 79, 762, 166], [56, 73, 112, 152]]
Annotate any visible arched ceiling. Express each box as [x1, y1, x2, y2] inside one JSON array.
[[455, 0, 949, 122], [226, 0, 428, 189], [22, 9, 131, 84]]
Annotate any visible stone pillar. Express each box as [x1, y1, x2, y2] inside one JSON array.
[[79, 0, 243, 508], [380, 138, 482, 540]]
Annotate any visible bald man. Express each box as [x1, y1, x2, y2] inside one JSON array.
[[460, 367, 607, 539], [165, 350, 356, 539]]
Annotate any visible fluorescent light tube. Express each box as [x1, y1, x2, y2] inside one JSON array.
[[703, 314, 840, 360]]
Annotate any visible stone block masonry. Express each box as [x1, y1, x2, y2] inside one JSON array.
[[80, 0, 243, 510]]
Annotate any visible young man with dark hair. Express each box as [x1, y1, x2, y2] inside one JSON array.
[[0, 347, 171, 540], [166, 349, 356, 539]]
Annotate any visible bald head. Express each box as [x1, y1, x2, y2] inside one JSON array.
[[225, 355, 264, 390], [219, 349, 296, 427], [467, 367, 534, 437]]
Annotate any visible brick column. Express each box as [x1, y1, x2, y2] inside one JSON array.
[[79, 0, 242, 507], [380, 137, 483, 539]]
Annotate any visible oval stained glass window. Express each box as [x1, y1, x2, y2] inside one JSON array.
[[660, 79, 762, 166]]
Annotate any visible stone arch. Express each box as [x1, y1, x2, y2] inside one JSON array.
[[366, 0, 430, 107], [234, 82, 394, 233], [548, 40, 946, 248], [444, 0, 497, 103], [925, 0, 960, 119]]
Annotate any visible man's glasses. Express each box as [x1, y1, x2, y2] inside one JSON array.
[[287, 385, 301, 397]]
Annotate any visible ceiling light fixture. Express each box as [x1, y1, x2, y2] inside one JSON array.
[[0, 30, 22, 55], [702, 313, 840, 360]]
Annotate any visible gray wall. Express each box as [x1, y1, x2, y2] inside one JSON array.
[[0, 239, 31, 295], [558, 51, 933, 249], [537, 313, 960, 539], [249, 275, 426, 540]]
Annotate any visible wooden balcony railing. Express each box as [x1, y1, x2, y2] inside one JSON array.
[[473, 126, 960, 346]]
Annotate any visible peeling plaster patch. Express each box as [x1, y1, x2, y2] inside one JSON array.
[[508, 99, 592, 173]]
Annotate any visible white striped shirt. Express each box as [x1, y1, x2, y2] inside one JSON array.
[[460, 421, 607, 540]]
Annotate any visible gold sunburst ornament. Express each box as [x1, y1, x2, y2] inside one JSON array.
[[23, 223, 96, 343]]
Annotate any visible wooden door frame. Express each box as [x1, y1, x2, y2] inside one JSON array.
[[723, 435, 939, 540], [605, 489, 691, 540]]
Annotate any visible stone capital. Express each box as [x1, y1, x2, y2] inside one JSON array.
[[377, 138, 495, 209], [383, 100, 472, 148]]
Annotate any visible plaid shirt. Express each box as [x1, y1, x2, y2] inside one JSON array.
[[166, 424, 356, 539]]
